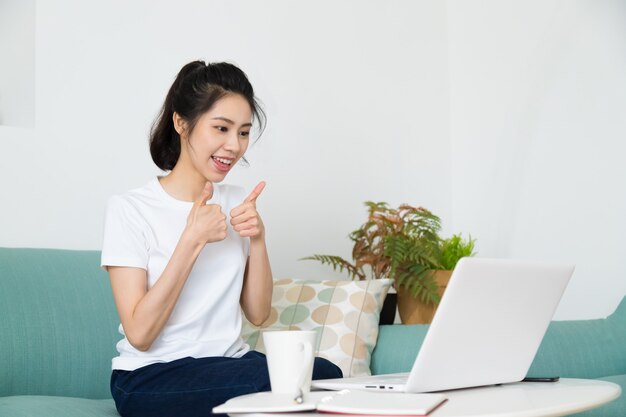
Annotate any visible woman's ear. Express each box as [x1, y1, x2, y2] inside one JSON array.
[[173, 112, 187, 136]]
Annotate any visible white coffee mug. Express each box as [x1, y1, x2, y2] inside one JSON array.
[[262, 330, 317, 395]]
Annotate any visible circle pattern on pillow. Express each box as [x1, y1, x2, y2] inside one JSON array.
[[240, 278, 392, 377]]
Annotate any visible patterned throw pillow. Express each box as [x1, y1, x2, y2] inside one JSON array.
[[240, 278, 393, 377]]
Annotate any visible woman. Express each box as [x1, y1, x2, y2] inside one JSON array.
[[101, 61, 342, 417]]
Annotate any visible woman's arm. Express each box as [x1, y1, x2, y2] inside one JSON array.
[[240, 235, 273, 325], [230, 182, 273, 325], [108, 236, 204, 351], [108, 182, 227, 352]]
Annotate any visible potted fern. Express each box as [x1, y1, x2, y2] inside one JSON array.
[[302, 202, 476, 324]]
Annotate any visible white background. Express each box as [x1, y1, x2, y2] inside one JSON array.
[[1, 0, 624, 319], [0, 0, 35, 127]]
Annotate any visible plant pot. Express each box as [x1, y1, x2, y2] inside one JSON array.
[[396, 270, 452, 324]]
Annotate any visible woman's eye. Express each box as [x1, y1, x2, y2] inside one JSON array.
[[239, 131, 250, 138], [216, 126, 228, 133]]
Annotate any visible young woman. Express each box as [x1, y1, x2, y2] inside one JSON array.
[[101, 61, 342, 417]]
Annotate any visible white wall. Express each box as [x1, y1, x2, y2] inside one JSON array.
[[0, 0, 451, 279], [1, 0, 624, 319], [447, 0, 626, 319], [0, 0, 35, 127]]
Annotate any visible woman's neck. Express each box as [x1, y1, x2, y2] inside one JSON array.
[[159, 166, 207, 202]]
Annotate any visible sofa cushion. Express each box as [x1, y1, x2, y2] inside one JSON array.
[[0, 248, 120, 399], [0, 396, 117, 417], [241, 278, 392, 377]]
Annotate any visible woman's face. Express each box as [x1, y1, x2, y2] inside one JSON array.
[[176, 94, 253, 183]]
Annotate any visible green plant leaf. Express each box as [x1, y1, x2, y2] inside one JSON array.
[[440, 233, 476, 270], [300, 255, 365, 280], [301, 202, 476, 304]]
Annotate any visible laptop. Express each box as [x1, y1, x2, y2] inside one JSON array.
[[312, 257, 573, 393]]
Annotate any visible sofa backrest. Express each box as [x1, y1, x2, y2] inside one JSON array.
[[0, 248, 120, 399], [371, 297, 626, 378], [370, 324, 428, 375], [528, 296, 626, 378], [3, 246, 624, 397]]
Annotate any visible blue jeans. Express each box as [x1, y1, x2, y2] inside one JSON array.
[[110, 351, 342, 417]]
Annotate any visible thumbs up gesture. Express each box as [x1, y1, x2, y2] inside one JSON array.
[[230, 181, 266, 240], [185, 181, 228, 244]]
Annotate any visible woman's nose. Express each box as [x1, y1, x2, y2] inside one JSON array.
[[223, 132, 241, 153]]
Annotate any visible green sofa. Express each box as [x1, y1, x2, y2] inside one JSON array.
[[1, 248, 624, 416]]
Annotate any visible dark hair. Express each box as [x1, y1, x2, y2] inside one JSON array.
[[149, 61, 266, 171]]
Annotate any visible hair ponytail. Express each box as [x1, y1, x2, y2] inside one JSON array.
[[149, 61, 265, 171]]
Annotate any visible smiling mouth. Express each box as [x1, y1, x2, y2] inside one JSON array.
[[212, 156, 233, 166], [212, 156, 234, 172]]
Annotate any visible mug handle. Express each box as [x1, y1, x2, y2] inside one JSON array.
[[295, 341, 313, 395]]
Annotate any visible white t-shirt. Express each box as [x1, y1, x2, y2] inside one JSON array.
[[101, 177, 251, 371]]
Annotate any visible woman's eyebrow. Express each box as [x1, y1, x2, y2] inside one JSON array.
[[212, 116, 252, 128]]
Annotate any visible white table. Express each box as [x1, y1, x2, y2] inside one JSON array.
[[425, 378, 621, 417], [236, 378, 621, 417]]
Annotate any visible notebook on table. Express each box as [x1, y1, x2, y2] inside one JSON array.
[[312, 257, 574, 393]]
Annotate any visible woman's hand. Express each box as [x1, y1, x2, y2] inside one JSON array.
[[236, 181, 272, 325], [185, 181, 227, 245], [230, 181, 266, 240]]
